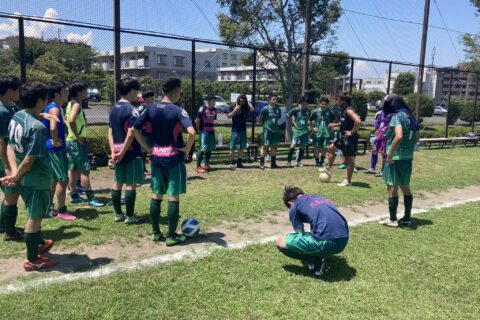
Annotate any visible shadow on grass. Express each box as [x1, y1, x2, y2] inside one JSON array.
[[42, 225, 99, 242], [179, 231, 227, 247], [400, 217, 433, 230], [351, 182, 371, 188], [188, 176, 206, 181], [282, 256, 357, 282], [39, 253, 113, 274]]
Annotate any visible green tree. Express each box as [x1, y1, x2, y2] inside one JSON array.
[[138, 76, 163, 96], [392, 72, 416, 96], [351, 91, 368, 121], [217, 0, 342, 140], [405, 93, 434, 118], [309, 51, 350, 99], [367, 91, 385, 104], [459, 99, 480, 124]]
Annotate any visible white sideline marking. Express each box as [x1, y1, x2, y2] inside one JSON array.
[[1, 198, 479, 295]]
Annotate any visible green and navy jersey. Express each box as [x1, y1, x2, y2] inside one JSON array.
[[288, 107, 311, 136], [0, 101, 20, 172], [260, 105, 281, 133], [8, 110, 52, 190], [310, 108, 335, 138], [386, 111, 417, 160]]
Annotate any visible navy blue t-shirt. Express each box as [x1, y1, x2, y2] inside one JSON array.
[[109, 101, 142, 164], [133, 102, 192, 169], [228, 103, 249, 132], [289, 194, 349, 241]]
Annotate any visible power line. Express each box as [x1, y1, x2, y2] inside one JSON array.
[[344, 8, 469, 35], [432, 0, 462, 61], [189, 0, 219, 36]]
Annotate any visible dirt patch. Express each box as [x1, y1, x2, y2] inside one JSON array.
[[1, 185, 479, 284]]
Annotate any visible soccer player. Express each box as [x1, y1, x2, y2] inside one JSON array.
[[65, 80, 104, 207], [133, 78, 196, 246], [227, 94, 254, 170], [326, 93, 361, 187], [286, 97, 311, 168], [378, 94, 419, 228], [364, 109, 392, 177], [109, 77, 145, 224], [309, 97, 335, 167], [6, 82, 56, 271], [258, 93, 281, 170], [276, 186, 349, 277], [195, 94, 217, 173], [0, 75, 23, 240], [140, 90, 155, 175], [42, 82, 76, 220]]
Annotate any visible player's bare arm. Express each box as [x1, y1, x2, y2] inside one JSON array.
[[68, 102, 83, 145]]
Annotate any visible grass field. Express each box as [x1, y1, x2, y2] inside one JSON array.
[[0, 147, 479, 259], [1, 202, 478, 319]]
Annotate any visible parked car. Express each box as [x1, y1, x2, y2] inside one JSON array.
[[433, 105, 447, 116], [212, 96, 229, 113], [87, 88, 101, 101], [367, 102, 377, 111]]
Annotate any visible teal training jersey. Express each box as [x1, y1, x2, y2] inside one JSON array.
[[310, 108, 335, 138], [288, 107, 311, 136], [0, 101, 20, 171], [260, 105, 281, 133], [386, 111, 417, 161]]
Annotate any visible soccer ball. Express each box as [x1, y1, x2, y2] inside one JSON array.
[[181, 218, 200, 237], [319, 172, 331, 183]]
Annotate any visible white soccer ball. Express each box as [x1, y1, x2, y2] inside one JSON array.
[[181, 218, 200, 237], [319, 172, 331, 183]]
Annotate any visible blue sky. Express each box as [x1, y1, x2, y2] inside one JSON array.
[[0, 0, 478, 77]]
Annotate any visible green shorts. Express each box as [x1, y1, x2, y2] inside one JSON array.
[[291, 133, 309, 148], [49, 149, 69, 182], [66, 139, 90, 173], [314, 136, 330, 149], [382, 159, 413, 186], [151, 163, 187, 196], [0, 170, 19, 195], [200, 133, 216, 152], [262, 129, 280, 146], [285, 232, 348, 257], [230, 131, 247, 150], [115, 157, 145, 185], [19, 185, 51, 219]]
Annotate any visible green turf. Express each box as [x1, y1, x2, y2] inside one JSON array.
[[0, 147, 479, 258], [1, 202, 478, 319]]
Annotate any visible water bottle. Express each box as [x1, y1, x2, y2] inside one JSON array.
[[414, 142, 419, 152], [369, 133, 375, 145], [218, 132, 223, 146]]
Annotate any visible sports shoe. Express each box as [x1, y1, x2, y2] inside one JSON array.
[[38, 239, 54, 254], [229, 164, 236, 171], [196, 167, 207, 174], [55, 211, 77, 221], [70, 196, 85, 204], [379, 218, 398, 228], [296, 162, 303, 167], [115, 214, 125, 222], [374, 171, 383, 177], [206, 165, 212, 172], [166, 233, 187, 247], [4, 230, 24, 241], [398, 218, 412, 228], [124, 215, 145, 225], [353, 167, 359, 173], [23, 256, 57, 271], [286, 161, 292, 168], [259, 164, 265, 170], [270, 163, 280, 169], [236, 162, 244, 169], [76, 185, 85, 195], [313, 259, 330, 277], [338, 163, 347, 169], [337, 179, 352, 187], [88, 199, 105, 207], [152, 233, 164, 242], [364, 168, 376, 174]]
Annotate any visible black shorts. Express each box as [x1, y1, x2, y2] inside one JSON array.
[[334, 135, 358, 157]]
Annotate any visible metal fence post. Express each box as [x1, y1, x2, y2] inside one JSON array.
[[191, 40, 196, 118], [349, 58, 354, 94], [18, 18, 26, 83], [445, 71, 453, 138], [251, 49, 257, 144], [113, 0, 121, 101], [473, 73, 479, 132], [386, 61, 392, 94]]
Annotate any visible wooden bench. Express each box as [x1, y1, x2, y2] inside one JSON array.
[[451, 137, 479, 147], [205, 143, 259, 163], [419, 138, 455, 149]]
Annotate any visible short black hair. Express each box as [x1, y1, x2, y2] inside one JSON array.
[[48, 81, 66, 100], [20, 82, 49, 109], [117, 77, 140, 96], [338, 92, 351, 105], [68, 80, 87, 99], [205, 93, 216, 101], [0, 75, 22, 96], [283, 185, 304, 208], [142, 90, 155, 99], [319, 97, 330, 104], [162, 77, 181, 94], [269, 93, 278, 100]]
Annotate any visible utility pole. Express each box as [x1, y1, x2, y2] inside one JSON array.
[[301, 0, 312, 99], [415, 0, 431, 120], [113, 0, 121, 101]]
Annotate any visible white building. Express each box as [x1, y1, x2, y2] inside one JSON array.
[[196, 48, 249, 68]]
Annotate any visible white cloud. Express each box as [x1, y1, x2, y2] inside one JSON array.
[[66, 31, 93, 45]]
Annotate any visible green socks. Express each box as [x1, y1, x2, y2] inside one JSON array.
[[2, 204, 18, 235], [260, 157, 265, 166], [167, 201, 180, 238], [25, 232, 40, 263], [287, 149, 294, 162], [388, 197, 399, 221], [298, 149, 304, 163], [124, 190, 136, 217], [404, 195, 413, 221], [205, 151, 212, 165], [111, 189, 122, 215], [271, 156, 277, 167], [150, 198, 162, 235]]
